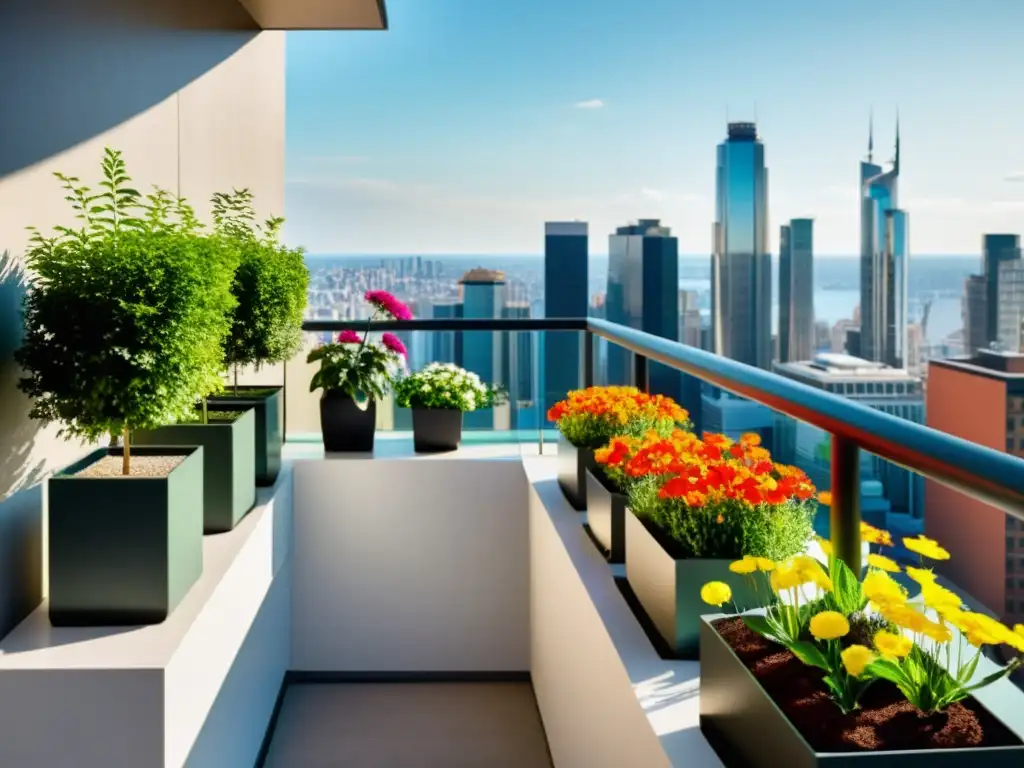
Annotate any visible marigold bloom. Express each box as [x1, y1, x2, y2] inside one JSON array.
[[817, 491, 832, 506], [866, 553, 901, 573], [873, 630, 913, 659], [841, 644, 875, 678], [729, 557, 758, 575], [903, 535, 950, 561], [809, 611, 850, 641], [700, 581, 732, 607]]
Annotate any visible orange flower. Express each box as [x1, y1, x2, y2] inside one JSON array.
[[817, 491, 833, 506]]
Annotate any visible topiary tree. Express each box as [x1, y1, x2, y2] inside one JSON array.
[[211, 188, 309, 390], [15, 148, 239, 474]]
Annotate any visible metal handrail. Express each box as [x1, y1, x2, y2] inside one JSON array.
[[302, 317, 1024, 569]]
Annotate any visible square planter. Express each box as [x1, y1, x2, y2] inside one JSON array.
[[624, 508, 759, 659], [556, 433, 599, 511], [134, 406, 256, 533], [207, 386, 282, 486], [585, 467, 627, 562], [48, 446, 204, 626], [412, 407, 463, 452], [699, 616, 1024, 767]]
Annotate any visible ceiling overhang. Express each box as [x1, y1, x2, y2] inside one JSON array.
[[238, 0, 387, 30]]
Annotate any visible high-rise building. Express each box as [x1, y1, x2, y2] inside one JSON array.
[[927, 350, 1024, 624], [711, 122, 772, 369], [997, 257, 1024, 352], [859, 115, 909, 368], [679, 290, 702, 348], [502, 301, 535, 428], [543, 221, 589, 412], [432, 301, 463, 366], [460, 269, 509, 430], [605, 219, 684, 407], [985, 235, 1023, 344], [779, 218, 815, 362]]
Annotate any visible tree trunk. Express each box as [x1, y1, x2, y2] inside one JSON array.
[[233, 364, 239, 395], [122, 425, 131, 475]]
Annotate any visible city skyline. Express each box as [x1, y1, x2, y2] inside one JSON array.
[[285, 0, 1024, 256]]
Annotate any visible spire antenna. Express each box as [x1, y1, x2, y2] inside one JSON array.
[[868, 107, 874, 163], [894, 109, 900, 174]]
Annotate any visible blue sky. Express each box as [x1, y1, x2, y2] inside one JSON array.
[[285, 0, 1024, 256]]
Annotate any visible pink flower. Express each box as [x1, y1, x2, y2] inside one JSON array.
[[381, 332, 407, 357], [338, 330, 361, 344], [364, 290, 413, 321]]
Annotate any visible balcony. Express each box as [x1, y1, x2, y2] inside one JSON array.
[[2, 318, 1024, 766]]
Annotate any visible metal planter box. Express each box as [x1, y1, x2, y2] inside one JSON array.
[[698, 616, 1024, 767], [48, 446, 204, 626], [208, 386, 283, 486], [556, 433, 599, 511], [134, 406, 256, 533], [624, 508, 758, 659], [585, 467, 627, 562]]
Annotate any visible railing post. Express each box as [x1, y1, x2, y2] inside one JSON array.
[[633, 352, 649, 393], [830, 435, 861, 574], [581, 330, 594, 388]]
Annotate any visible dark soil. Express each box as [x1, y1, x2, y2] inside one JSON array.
[[713, 616, 1022, 752], [180, 409, 246, 424], [211, 386, 279, 399]]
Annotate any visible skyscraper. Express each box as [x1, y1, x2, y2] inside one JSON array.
[[711, 122, 772, 369], [460, 268, 507, 430], [860, 115, 909, 369], [543, 221, 589, 412], [779, 218, 815, 362], [605, 219, 682, 404], [432, 301, 463, 365], [502, 301, 535, 428], [985, 234, 1023, 344]]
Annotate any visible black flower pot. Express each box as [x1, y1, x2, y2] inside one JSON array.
[[412, 408, 463, 452], [320, 390, 377, 452], [207, 386, 283, 486], [585, 467, 627, 562], [556, 433, 599, 511]]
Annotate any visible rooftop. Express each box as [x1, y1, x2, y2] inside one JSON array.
[[775, 352, 921, 383], [460, 267, 506, 284]]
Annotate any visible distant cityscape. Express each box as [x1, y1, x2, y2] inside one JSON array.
[[303, 119, 1023, 623]]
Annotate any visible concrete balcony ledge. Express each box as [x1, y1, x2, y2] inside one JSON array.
[[0, 467, 294, 768]]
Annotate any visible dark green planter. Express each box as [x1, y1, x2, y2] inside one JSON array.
[[556, 433, 599, 511], [585, 467, 626, 563], [134, 407, 256, 533], [48, 446, 204, 626], [698, 617, 1024, 767], [624, 508, 759, 659], [207, 386, 282, 487]]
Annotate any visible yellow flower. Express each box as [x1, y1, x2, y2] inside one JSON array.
[[866, 553, 901, 573], [816, 537, 833, 557], [902, 535, 951, 561], [809, 611, 850, 641], [873, 630, 913, 658], [841, 644, 875, 678], [754, 557, 775, 572], [906, 566, 936, 586], [729, 557, 758, 575], [701, 581, 732, 607], [793, 555, 833, 592], [956, 612, 1012, 648], [862, 570, 908, 607], [770, 561, 805, 593], [861, 522, 893, 546], [920, 583, 962, 614]]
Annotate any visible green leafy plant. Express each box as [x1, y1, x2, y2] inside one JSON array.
[[394, 363, 506, 411], [211, 189, 309, 389], [15, 148, 238, 474]]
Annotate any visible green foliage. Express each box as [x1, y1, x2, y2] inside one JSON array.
[[629, 476, 815, 560], [15, 148, 238, 443], [393, 363, 506, 411], [307, 338, 402, 401], [557, 412, 687, 451], [212, 189, 309, 371]]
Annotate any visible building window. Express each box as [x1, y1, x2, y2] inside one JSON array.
[[1009, 437, 1016, 453], [1010, 418, 1017, 433], [1009, 559, 1017, 573]]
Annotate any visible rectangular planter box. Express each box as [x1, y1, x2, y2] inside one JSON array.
[[698, 616, 1024, 767], [585, 467, 627, 562], [134, 406, 256, 533], [207, 386, 283, 487], [48, 446, 204, 626], [624, 508, 759, 659], [556, 433, 598, 511]]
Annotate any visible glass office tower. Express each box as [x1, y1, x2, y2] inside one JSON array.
[[711, 122, 772, 370], [461, 269, 506, 430], [984, 234, 1023, 346], [779, 218, 815, 363], [543, 221, 589, 413], [860, 116, 909, 368]]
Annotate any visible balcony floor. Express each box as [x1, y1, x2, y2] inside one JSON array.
[[261, 682, 553, 767]]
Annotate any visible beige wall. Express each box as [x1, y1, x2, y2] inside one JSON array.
[[0, 0, 286, 634]]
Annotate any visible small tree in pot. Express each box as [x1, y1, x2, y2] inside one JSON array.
[[394, 363, 506, 452], [308, 290, 411, 452]]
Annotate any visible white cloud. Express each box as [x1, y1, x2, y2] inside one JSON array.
[[640, 187, 664, 201], [573, 99, 605, 109], [1005, 172, 1024, 182]]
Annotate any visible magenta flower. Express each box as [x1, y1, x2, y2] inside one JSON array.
[[338, 330, 361, 344], [381, 332, 407, 358], [364, 290, 413, 321]]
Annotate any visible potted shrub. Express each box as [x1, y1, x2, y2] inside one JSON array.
[[546, 385, 689, 511], [698, 528, 1024, 765], [394, 363, 506, 452], [307, 290, 410, 452], [15, 148, 234, 625], [202, 189, 309, 487], [597, 429, 817, 658]]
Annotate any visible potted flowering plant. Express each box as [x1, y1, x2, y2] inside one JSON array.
[[546, 385, 689, 511], [698, 524, 1024, 765], [393, 363, 506, 452], [307, 290, 410, 452], [596, 429, 816, 657]]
